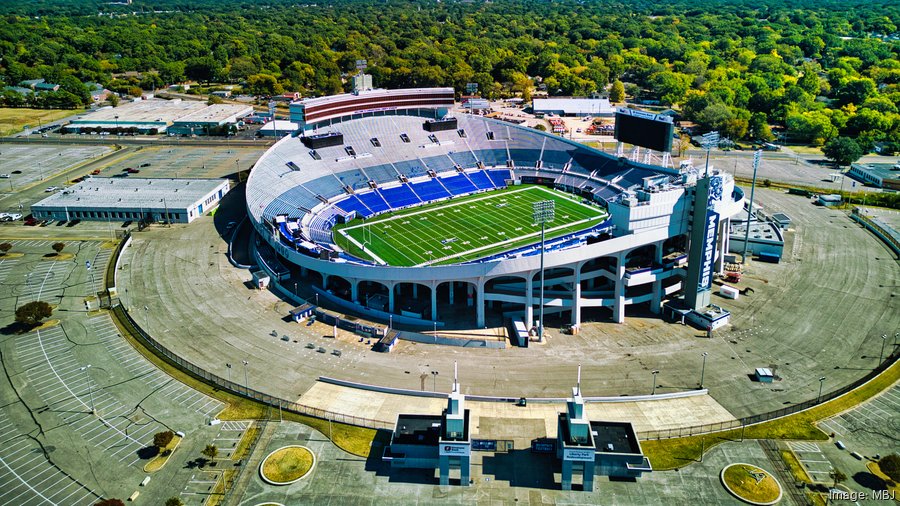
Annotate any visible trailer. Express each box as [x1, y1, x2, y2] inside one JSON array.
[[757, 251, 781, 263]]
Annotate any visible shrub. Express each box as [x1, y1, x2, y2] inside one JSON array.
[[15, 301, 53, 327]]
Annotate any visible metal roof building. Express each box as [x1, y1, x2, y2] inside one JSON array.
[[532, 98, 615, 117], [64, 99, 207, 134], [31, 177, 230, 224], [848, 163, 900, 190], [168, 104, 254, 136]]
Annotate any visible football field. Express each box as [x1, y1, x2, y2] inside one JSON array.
[[334, 185, 608, 266]]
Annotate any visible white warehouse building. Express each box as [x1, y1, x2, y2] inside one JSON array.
[[31, 178, 230, 224]]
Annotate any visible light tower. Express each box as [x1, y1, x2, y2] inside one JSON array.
[[532, 200, 555, 343]]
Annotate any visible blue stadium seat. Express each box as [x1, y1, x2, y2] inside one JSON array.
[[487, 170, 511, 188], [336, 195, 374, 217], [440, 174, 478, 196], [467, 171, 494, 190], [357, 191, 391, 213], [378, 184, 421, 209], [410, 179, 451, 201]]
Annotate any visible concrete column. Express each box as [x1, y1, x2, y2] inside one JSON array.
[[413, 284, 418, 298], [650, 280, 662, 314], [439, 456, 450, 486], [388, 283, 395, 313], [322, 273, 329, 290], [350, 280, 359, 303], [460, 455, 470, 486], [571, 267, 582, 327], [561, 460, 573, 491], [449, 281, 455, 304], [525, 274, 534, 326], [613, 253, 626, 323], [583, 460, 595, 492], [466, 283, 474, 307], [431, 283, 438, 321], [476, 278, 486, 328], [716, 217, 729, 275]]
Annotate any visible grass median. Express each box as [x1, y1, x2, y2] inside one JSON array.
[[643, 359, 898, 470]]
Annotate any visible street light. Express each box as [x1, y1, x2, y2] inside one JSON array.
[[241, 360, 249, 393], [532, 200, 555, 343], [431, 371, 439, 392], [817, 376, 826, 403], [226, 363, 232, 384], [389, 314, 392, 330], [79, 365, 95, 414], [651, 370, 660, 395], [880, 334, 887, 364], [699, 352, 709, 389]]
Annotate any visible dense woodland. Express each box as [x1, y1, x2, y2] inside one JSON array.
[[1, 0, 899, 150]]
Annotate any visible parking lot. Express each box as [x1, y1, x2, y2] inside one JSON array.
[[0, 410, 100, 506], [818, 385, 900, 451], [15, 325, 167, 466], [89, 313, 224, 419], [0, 145, 111, 191], [96, 145, 264, 180], [0, 238, 240, 503]]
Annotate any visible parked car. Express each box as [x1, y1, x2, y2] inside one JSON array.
[[44, 186, 60, 192], [91, 169, 102, 175], [140, 163, 151, 167], [121, 220, 132, 228], [0, 174, 9, 178], [126, 168, 140, 174], [66, 219, 81, 227]]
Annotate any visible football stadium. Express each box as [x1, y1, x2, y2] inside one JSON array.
[[245, 87, 745, 334]]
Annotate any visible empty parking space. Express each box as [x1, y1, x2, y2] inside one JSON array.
[[100, 146, 263, 180], [15, 326, 166, 466], [179, 471, 223, 505], [788, 441, 834, 482], [819, 385, 900, 440], [87, 247, 111, 294], [0, 411, 99, 506], [89, 314, 224, 419], [22, 258, 74, 304], [0, 257, 19, 284], [0, 145, 111, 191], [211, 420, 250, 459]]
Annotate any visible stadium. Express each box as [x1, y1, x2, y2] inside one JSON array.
[[245, 87, 746, 334]]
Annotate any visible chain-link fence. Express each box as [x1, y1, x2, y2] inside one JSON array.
[[638, 353, 897, 440]]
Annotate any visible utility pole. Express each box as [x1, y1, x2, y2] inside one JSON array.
[[651, 370, 660, 395], [699, 352, 709, 389]]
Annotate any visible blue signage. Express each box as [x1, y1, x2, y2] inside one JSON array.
[[698, 210, 719, 292]]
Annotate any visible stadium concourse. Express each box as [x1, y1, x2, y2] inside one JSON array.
[[245, 104, 744, 332]]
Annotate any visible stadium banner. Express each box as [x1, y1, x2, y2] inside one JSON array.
[[563, 448, 595, 462], [698, 210, 719, 292], [440, 443, 471, 457]]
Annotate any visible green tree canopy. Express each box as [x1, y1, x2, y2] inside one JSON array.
[[823, 136, 864, 166]]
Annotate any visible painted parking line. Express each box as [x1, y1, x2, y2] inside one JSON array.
[[0, 431, 99, 505], [16, 328, 163, 467]]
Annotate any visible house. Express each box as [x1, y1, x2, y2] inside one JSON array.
[[272, 92, 302, 103]]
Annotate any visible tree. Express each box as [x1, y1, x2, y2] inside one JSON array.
[[609, 79, 625, 103], [164, 498, 184, 506], [748, 113, 774, 142], [532, 124, 546, 131], [245, 74, 283, 97], [202, 444, 218, 460], [153, 430, 175, 450], [880, 454, 900, 483], [678, 133, 690, 157], [823, 137, 863, 167], [207, 95, 223, 105], [829, 468, 847, 489], [108, 94, 119, 107], [15, 301, 53, 327], [0, 242, 11, 256], [51, 242, 65, 255], [94, 500, 125, 506]]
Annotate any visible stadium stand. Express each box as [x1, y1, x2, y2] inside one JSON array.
[[440, 174, 478, 196], [378, 184, 422, 209], [466, 170, 495, 190], [410, 178, 452, 201]]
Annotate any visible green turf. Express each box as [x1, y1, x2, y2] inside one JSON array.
[[333, 185, 608, 266]]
